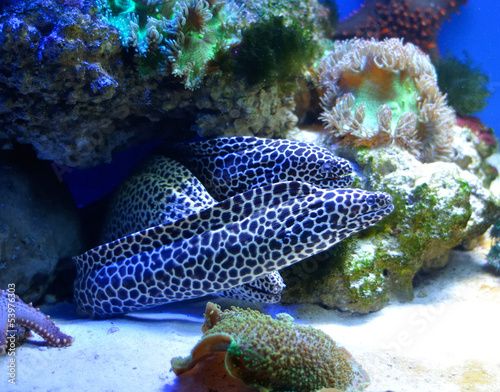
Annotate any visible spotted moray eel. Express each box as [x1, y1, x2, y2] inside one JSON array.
[[100, 156, 287, 304], [99, 138, 356, 305], [74, 138, 392, 318], [75, 181, 393, 318], [170, 136, 354, 201]]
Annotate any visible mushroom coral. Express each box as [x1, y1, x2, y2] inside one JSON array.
[[318, 38, 455, 162], [171, 302, 370, 392]]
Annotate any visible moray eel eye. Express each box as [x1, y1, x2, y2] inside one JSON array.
[[366, 195, 376, 206], [321, 162, 332, 173]]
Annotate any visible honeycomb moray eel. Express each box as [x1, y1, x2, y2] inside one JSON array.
[[74, 181, 393, 318], [102, 137, 355, 305], [100, 156, 286, 304], [169, 136, 355, 201]]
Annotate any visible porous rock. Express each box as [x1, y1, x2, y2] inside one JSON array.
[[282, 141, 500, 313], [0, 154, 82, 303]]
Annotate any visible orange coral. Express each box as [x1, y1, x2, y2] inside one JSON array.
[[317, 38, 455, 162], [171, 302, 370, 392]]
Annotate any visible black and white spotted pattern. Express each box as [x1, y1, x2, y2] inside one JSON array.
[[101, 156, 215, 243], [74, 182, 393, 318], [171, 136, 354, 201], [100, 156, 284, 303]]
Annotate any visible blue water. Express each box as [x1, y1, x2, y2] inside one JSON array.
[[337, 0, 500, 138]]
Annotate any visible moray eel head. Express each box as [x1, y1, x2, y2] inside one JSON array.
[[321, 188, 393, 236], [311, 156, 355, 188], [275, 186, 394, 248]]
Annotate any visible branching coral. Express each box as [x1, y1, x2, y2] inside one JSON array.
[[171, 302, 370, 392], [102, 0, 244, 89], [334, 0, 468, 56], [317, 38, 456, 162]]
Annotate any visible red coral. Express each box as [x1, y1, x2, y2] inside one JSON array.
[[457, 115, 498, 159], [456, 115, 484, 133], [335, 0, 468, 57]]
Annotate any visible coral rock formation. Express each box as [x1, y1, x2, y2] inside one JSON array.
[[317, 38, 456, 162], [282, 135, 500, 313], [0, 0, 332, 168], [0, 155, 82, 303], [171, 302, 370, 392]]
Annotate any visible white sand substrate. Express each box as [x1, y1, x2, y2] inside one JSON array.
[[1, 245, 499, 392]]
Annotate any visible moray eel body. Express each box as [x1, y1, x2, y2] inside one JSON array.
[[101, 156, 215, 244], [74, 182, 393, 318], [102, 137, 356, 305], [171, 136, 354, 200], [101, 156, 285, 304]]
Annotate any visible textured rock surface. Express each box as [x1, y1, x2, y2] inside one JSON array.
[[0, 0, 331, 169], [0, 154, 83, 303], [282, 136, 500, 313]]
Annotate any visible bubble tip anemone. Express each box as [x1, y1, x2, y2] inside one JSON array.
[[318, 38, 456, 163]]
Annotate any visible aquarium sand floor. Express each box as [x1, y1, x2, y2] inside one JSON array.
[[1, 247, 499, 392]]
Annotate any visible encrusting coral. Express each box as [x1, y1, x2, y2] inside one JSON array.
[[317, 38, 456, 163], [171, 302, 370, 392]]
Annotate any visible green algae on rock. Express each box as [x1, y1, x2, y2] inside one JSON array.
[[171, 302, 370, 392], [282, 141, 500, 313]]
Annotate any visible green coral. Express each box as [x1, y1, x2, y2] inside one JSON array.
[[230, 15, 319, 92], [435, 53, 491, 116], [166, 0, 242, 89], [244, 0, 334, 40], [100, 0, 243, 88], [171, 302, 370, 392]]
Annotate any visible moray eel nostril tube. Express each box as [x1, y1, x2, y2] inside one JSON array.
[[74, 181, 393, 318]]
